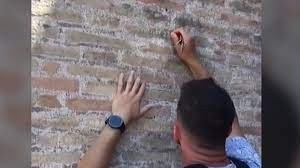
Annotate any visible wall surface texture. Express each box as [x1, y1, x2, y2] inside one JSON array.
[[31, 0, 261, 167]]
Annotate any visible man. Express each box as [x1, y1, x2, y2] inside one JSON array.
[[77, 28, 261, 168]]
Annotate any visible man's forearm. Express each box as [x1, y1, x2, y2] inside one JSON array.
[[184, 55, 209, 80], [78, 126, 121, 168]]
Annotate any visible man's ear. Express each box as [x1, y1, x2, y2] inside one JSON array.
[[173, 122, 181, 145]]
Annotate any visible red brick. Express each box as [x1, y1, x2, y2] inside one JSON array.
[[66, 98, 111, 112], [122, 55, 163, 69], [67, 64, 119, 80], [137, 0, 185, 11], [43, 62, 59, 75], [142, 43, 173, 56], [32, 115, 79, 130], [37, 95, 62, 108], [82, 82, 115, 96], [32, 44, 80, 59], [83, 51, 118, 66], [32, 77, 79, 92], [65, 30, 131, 49]]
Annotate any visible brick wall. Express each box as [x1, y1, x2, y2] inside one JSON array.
[[32, 0, 261, 167]]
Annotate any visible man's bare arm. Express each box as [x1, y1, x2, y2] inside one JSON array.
[[170, 27, 209, 80], [78, 126, 121, 168], [170, 28, 244, 137], [78, 71, 149, 168]]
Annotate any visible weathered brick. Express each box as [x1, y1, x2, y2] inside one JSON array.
[[37, 132, 88, 147], [140, 132, 176, 151], [32, 152, 80, 165], [131, 118, 171, 132], [232, 29, 252, 39], [141, 72, 173, 85], [67, 64, 119, 80], [32, 20, 60, 39], [50, 8, 82, 23], [120, 131, 176, 152], [217, 41, 261, 55], [144, 106, 172, 120], [32, 44, 80, 59], [82, 82, 115, 96], [83, 51, 118, 66], [193, 9, 219, 19], [229, 1, 261, 16], [71, 0, 113, 10], [143, 6, 168, 22], [126, 26, 169, 40], [43, 26, 60, 39], [37, 95, 62, 108], [115, 3, 134, 16], [194, 36, 212, 48], [32, 5, 82, 23], [142, 43, 173, 56], [144, 89, 179, 102], [65, 31, 131, 49], [175, 14, 202, 28], [199, 0, 225, 6], [32, 77, 79, 92], [138, 0, 184, 11], [220, 12, 259, 28], [32, 115, 79, 130], [201, 24, 226, 37], [66, 98, 111, 112], [122, 55, 163, 69], [43, 62, 59, 75], [90, 16, 120, 28]]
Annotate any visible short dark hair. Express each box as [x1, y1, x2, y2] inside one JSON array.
[[177, 78, 236, 148]]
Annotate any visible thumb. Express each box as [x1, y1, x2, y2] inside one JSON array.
[[170, 31, 179, 44]]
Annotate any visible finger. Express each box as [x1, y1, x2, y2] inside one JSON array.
[[117, 73, 124, 94], [136, 81, 146, 99], [125, 70, 134, 93], [130, 76, 141, 95]]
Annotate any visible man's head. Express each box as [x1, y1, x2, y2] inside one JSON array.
[[173, 78, 236, 150]]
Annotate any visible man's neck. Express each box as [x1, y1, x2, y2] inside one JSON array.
[[181, 142, 230, 167]]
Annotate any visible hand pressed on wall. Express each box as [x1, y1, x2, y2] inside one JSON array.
[[112, 71, 153, 126]]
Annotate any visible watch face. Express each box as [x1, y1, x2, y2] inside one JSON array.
[[108, 115, 123, 128]]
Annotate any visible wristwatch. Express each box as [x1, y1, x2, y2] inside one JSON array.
[[105, 115, 126, 134]]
